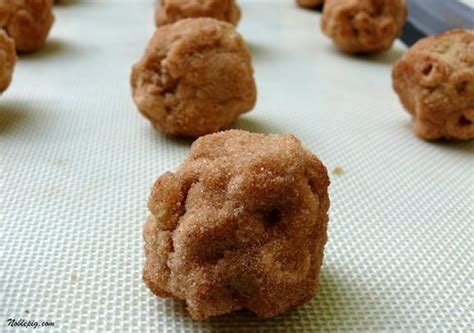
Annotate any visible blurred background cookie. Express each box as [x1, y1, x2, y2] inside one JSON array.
[[296, 0, 324, 9], [0, 29, 15, 92], [0, 0, 54, 53], [131, 18, 256, 137], [392, 29, 474, 140], [155, 0, 240, 27], [321, 0, 407, 54]]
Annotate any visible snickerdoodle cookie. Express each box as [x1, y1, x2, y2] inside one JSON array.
[[321, 0, 407, 54], [131, 18, 256, 137], [0, 30, 15, 92], [143, 130, 330, 320], [392, 29, 474, 140], [0, 0, 54, 53]]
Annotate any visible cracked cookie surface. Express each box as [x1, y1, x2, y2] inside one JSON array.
[[131, 18, 256, 137], [143, 130, 330, 320], [321, 0, 407, 54], [392, 29, 474, 140]]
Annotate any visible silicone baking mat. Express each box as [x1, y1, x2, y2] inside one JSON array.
[[1, 0, 472, 331]]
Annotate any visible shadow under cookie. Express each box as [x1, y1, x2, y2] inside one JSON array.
[[232, 115, 285, 135], [358, 46, 405, 65], [196, 267, 370, 331], [19, 38, 78, 61], [427, 140, 474, 155], [0, 102, 35, 135], [54, 0, 82, 7], [327, 44, 405, 65]]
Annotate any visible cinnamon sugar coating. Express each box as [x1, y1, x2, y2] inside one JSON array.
[[131, 18, 256, 137], [0, 0, 54, 53], [143, 130, 330, 320], [321, 0, 407, 54], [0, 29, 15, 92], [155, 0, 240, 27], [392, 29, 474, 140]]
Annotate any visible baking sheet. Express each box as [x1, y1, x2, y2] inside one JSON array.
[[1, 0, 473, 331]]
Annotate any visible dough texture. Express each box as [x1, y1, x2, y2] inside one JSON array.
[[131, 18, 256, 137], [392, 29, 474, 140], [143, 130, 331, 320], [321, 0, 407, 54], [155, 0, 240, 27], [0, 0, 54, 53]]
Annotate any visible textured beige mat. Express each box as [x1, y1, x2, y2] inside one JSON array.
[[1, 1, 472, 331]]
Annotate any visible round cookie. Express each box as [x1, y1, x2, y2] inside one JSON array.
[[0, 0, 55, 53], [143, 130, 331, 320], [131, 18, 256, 137], [297, 0, 324, 9], [392, 29, 474, 140], [321, 0, 407, 54], [0, 30, 15, 92], [155, 0, 240, 27]]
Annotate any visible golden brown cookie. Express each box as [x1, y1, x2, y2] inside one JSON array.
[[392, 29, 474, 140], [131, 18, 256, 137], [0, 29, 15, 92], [321, 0, 407, 54], [143, 130, 330, 320], [0, 0, 54, 53], [297, 0, 324, 9], [155, 0, 240, 27]]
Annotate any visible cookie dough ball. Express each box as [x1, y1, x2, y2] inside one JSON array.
[[392, 30, 474, 140], [297, 0, 324, 9], [321, 0, 407, 54], [155, 0, 240, 27], [0, 30, 15, 92], [0, 0, 54, 53], [143, 130, 331, 320], [131, 18, 256, 137]]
